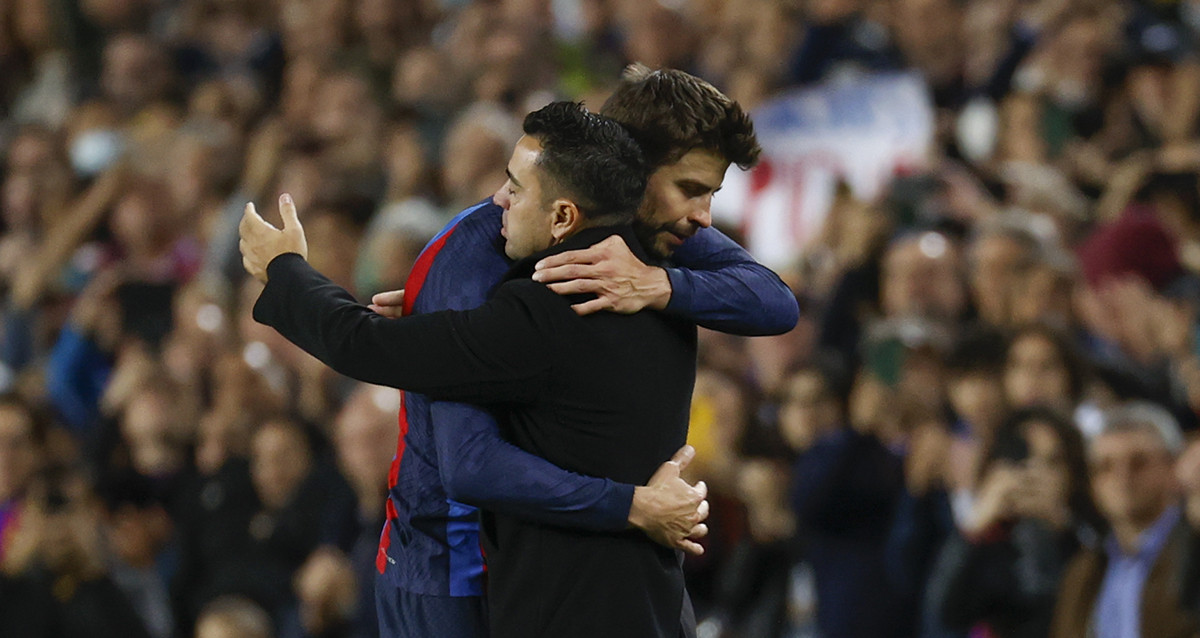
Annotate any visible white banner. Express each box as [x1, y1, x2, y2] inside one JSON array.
[[712, 73, 935, 269]]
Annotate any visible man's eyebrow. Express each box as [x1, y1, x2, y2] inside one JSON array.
[[506, 168, 522, 189], [678, 179, 717, 193]]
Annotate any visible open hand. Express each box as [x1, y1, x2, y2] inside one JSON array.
[[532, 235, 671, 315], [239, 193, 308, 283]]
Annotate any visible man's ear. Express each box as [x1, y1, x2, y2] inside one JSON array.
[[549, 199, 582, 243]]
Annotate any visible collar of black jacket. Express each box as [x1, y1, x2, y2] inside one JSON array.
[[503, 224, 652, 282]]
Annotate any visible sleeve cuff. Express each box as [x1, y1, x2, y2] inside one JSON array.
[[252, 252, 307, 324], [600, 481, 637, 531], [662, 267, 690, 315]]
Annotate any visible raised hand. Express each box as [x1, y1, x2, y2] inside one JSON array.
[[239, 193, 309, 283], [532, 235, 672, 316]]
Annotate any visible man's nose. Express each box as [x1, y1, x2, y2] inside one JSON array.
[[689, 201, 712, 228], [492, 187, 509, 209]]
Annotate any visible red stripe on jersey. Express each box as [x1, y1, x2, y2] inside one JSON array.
[[377, 220, 461, 573], [401, 227, 454, 316]]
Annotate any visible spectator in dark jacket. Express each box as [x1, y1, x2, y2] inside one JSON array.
[[786, 360, 906, 638], [926, 407, 1099, 638]]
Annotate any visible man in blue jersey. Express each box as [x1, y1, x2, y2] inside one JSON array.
[[249, 68, 797, 638], [363, 66, 794, 638]]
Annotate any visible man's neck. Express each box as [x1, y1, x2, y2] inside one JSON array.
[[1111, 504, 1174, 554]]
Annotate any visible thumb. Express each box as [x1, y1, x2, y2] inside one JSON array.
[[669, 444, 696, 472], [243, 201, 274, 229], [279, 193, 301, 231], [648, 455, 683, 485]]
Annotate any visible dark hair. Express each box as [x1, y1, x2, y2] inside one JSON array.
[[1006, 322, 1088, 403], [778, 352, 853, 413], [522, 101, 648, 222], [945, 324, 1008, 376], [600, 64, 761, 170], [985, 406, 1102, 531]]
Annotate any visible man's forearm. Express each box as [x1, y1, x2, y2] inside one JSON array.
[[433, 401, 633, 531], [665, 227, 798, 335], [252, 253, 549, 403]]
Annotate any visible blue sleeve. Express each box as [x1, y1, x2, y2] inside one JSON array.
[[45, 325, 112, 435], [664, 227, 799, 336], [431, 401, 633, 531]]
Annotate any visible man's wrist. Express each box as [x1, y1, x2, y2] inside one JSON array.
[[628, 485, 650, 529], [628, 486, 667, 530], [645, 267, 672, 311]]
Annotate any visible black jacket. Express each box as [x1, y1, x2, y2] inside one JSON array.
[[253, 225, 697, 638]]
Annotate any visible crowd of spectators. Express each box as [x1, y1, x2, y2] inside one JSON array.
[[6, 0, 1200, 637]]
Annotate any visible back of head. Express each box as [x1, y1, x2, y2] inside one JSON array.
[[600, 64, 761, 171], [195, 596, 273, 638], [522, 101, 647, 223]]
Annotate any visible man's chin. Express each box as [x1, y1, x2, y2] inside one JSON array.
[[657, 232, 688, 256]]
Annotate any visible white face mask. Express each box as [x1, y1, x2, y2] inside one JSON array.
[[69, 129, 124, 177], [956, 97, 998, 164]]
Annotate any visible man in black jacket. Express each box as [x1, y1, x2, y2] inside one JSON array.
[[242, 102, 697, 637]]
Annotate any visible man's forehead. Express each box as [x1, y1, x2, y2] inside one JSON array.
[[655, 148, 729, 181], [506, 135, 543, 181], [1090, 428, 1171, 458]]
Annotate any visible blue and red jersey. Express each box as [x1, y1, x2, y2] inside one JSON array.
[[375, 200, 507, 596]]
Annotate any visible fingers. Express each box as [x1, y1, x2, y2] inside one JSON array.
[[688, 522, 709, 539], [546, 279, 604, 296], [533, 263, 598, 284], [368, 304, 405, 318], [278, 193, 300, 230], [369, 289, 407, 318], [372, 289, 406, 306], [695, 498, 709, 522], [695, 480, 707, 500], [677, 539, 705, 556], [534, 242, 608, 271], [570, 298, 611, 316]]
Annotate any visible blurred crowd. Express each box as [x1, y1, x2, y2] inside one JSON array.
[[5, 0, 1200, 637]]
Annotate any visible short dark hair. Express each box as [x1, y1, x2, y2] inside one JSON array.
[[600, 64, 761, 170], [1006, 322, 1088, 403], [522, 101, 648, 222]]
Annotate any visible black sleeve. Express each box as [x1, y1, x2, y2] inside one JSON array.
[[252, 253, 555, 404]]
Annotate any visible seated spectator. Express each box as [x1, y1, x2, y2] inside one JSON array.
[[1004, 322, 1086, 413], [100, 471, 176, 638], [284, 547, 358, 638], [1049, 402, 1196, 638], [195, 595, 274, 638], [0, 465, 152, 638], [0, 393, 46, 561], [942, 326, 1009, 523], [926, 407, 1099, 638], [173, 418, 333, 630]]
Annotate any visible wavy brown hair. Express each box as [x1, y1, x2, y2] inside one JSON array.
[[600, 64, 761, 171]]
